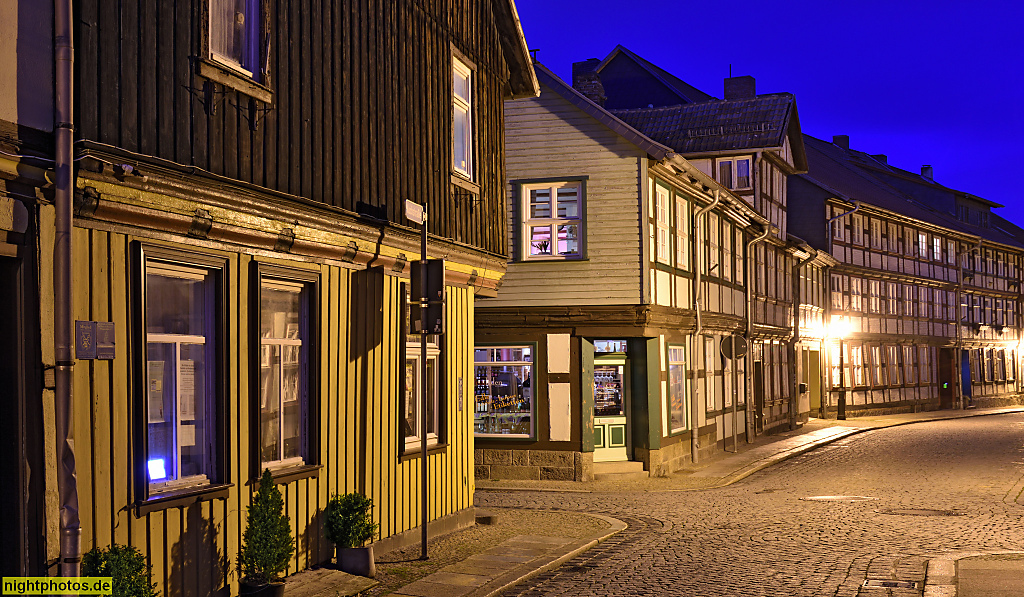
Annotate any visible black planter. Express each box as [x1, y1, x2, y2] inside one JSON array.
[[337, 546, 376, 578], [239, 581, 286, 597]]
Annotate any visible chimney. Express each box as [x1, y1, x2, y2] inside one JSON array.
[[871, 154, 887, 164], [572, 58, 606, 107], [833, 135, 849, 150], [921, 165, 933, 181], [724, 75, 756, 100]]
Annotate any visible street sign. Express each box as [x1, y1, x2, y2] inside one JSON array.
[[720, 335, 748, 360], [404, 200, 424, 224]]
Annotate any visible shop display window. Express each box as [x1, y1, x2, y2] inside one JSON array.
[[474, 346, 533, 437], [668, 346, 688, 433]]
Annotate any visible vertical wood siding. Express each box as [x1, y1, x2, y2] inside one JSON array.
[[489, 89, 645, 307], [74, 0, 510, 255], [69, 229, 475, 594]]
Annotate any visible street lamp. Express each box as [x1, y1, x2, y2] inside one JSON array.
[[828, 316, 851, 420]]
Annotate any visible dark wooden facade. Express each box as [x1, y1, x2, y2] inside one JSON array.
[[74, 0, 517, 255]]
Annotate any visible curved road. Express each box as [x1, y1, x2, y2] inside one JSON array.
[[477, 413, 1024, 597]]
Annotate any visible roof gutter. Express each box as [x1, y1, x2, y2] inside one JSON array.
[[690, 189, 720, 465], [54, 0, 82, 581]]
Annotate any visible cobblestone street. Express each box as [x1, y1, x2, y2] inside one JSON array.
[[477, 414, 1024, 596]]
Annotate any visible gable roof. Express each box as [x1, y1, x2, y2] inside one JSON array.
[[493, 0, 540, 99], [532, 63, 673, 160], [798, 134, 1024, 249], [597, 45, 716, 105], [609, 94, 808, 171]]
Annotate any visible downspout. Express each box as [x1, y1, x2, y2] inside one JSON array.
[[744, 225, 771, 441], [790, 247, 815, 430], [690, 189, 720, 465], [54, 0, 81, 581], [823, 200, 859, 417]]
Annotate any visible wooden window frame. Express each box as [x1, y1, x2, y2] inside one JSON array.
[[196, 0, 274, 103], [250, 262, 320, 482], [131, 243, 231, 514], [521, 180, 586, 261], [452, 54, 475, 181], [668, 345, 690, 434], [401, 286, 448, 452]]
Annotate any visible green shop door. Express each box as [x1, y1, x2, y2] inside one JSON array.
[[593, 355, 628, 462]]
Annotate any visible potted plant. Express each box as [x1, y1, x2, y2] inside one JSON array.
[[82, 544, 158, 597], [237, 469, 294, 596], [325, 492, 378, 578]]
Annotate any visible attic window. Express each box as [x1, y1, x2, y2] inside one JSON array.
[[717, 157, 751, 190]]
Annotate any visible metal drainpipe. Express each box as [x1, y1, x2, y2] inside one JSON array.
[[790, 248, 815, 430], [823, 201, 859, 418], [744, 225, 771, 441], [55, 0, 81, 581], [690, 189, 720, 465]]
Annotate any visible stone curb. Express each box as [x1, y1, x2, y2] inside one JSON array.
[[466, 512, 628, 597], [924, 551, 1024, 597], [686, 406, 1024, 491]]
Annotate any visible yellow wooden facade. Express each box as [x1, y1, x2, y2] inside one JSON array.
[[49, 180, 479, 594]]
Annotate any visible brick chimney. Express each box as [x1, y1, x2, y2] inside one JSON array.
[[921, 165, 933, 181], [724, 75, 756, 100], [833, 135, 850, 150], [572, 58, 606, 107]]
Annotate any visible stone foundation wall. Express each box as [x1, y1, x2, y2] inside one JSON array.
[[475, 448, 593, 481]]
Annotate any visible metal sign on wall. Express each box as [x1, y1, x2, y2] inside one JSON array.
[[76, 320, 115, 360]]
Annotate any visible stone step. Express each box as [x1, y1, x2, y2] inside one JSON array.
[[593, 460, 648, 481]]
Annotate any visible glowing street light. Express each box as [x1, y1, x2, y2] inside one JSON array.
[[827, 316, 851, 420]]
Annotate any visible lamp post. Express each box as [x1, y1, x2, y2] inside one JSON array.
[[828, 316, 850, 421]]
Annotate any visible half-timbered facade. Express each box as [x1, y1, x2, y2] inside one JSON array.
[[588, 46, 810, 436], [789, 135, 1024, 416], [474, 64, 770, 482], [8, 0, 538, 590]]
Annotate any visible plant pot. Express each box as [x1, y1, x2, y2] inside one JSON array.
[[239, 580, 286, 597], [337, 546, 376, 578]]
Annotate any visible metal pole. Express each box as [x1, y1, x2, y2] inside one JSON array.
[[55, 0, 82, 583], [838, 339, 847, 420], [419, 211, 429, 560], [731, 335, 737, 453]]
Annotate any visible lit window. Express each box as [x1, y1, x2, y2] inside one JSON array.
[[474, 347, 533, 438], [675, 194, 689, 269], [656, 184, 671, 264], [141, 252, 223, 495], [668, 346, 688, 433], [209, 0, 261, 78], [523, 181, 583, 260], [717, 157, 752, 190], [258, 271, 316, 470], [452, 56, 474, 179]]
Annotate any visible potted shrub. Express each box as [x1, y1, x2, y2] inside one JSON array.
[[82, 544, 158, 597], [237, 469, 294, 596], [325, 492, 378, 578]]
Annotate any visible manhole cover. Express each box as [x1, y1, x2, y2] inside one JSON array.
[[863, 579, 919, 589], [801, 495, 878, 502], [878, 508, 963, 516]]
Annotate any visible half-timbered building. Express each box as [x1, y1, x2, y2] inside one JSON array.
[[474, 64, 772, 482], [584, 46, 810, 436], [789, 135, 1024, 416], [5, 0, 538, 591]]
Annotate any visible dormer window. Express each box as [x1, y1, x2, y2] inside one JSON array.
[[209, 0, 261, 80], [717, 157, 751, 190]]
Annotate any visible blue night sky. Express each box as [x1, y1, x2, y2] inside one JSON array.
[[514, 0, 1024, 225]]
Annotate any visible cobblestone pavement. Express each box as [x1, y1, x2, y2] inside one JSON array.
[[477, 414, 1024, 596]]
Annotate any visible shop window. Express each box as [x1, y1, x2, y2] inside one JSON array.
[[523, 181, 584, 260], [668, 346, 689, 433], [136, 246, 226, 498], [255, 267, 317, 471], [452, 55, 474, 180], [474, 346, 533, 438]]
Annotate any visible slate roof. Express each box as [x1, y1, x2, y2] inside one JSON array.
[[532, 63, 674, 160], [799, 135, 1024, 249], [599, 45, 717, 104], [609, 95, 796, 155]]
